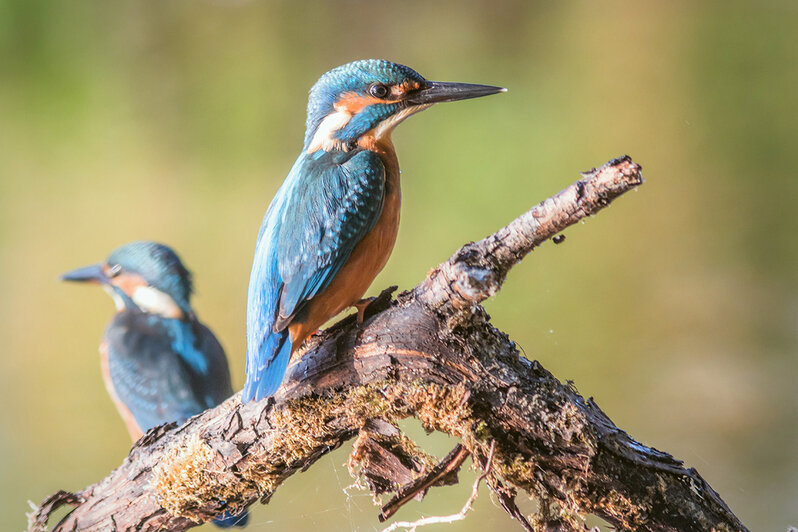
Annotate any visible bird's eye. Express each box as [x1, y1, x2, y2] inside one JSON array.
[[109, 264, 122, 277], [369, 83, 390, 99]]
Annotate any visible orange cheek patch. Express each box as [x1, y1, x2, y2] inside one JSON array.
[[110, 272, 147, 298], [334, 82, 421, 113], [334, 92, 385, 114]]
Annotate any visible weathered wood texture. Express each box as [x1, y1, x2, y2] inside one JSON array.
[[29, 156, 747, 532]]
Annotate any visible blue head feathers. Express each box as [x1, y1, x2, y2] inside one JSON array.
[[303, 59, 505, 153], [107, 241, 194, 314], [61, 241, 195, 318], [304, 59, 426, 147]]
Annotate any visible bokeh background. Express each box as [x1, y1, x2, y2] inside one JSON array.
[[2, 0, 797, 530]]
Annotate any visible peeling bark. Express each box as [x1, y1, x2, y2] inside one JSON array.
[[29, 157, 747, 532]]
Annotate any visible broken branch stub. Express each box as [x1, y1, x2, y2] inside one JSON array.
[[29, 156, 747, 532]]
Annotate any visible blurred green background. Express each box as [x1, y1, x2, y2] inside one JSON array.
[[2, 0, 796, 530]]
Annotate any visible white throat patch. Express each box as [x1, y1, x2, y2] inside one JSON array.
[[131, 286, 184, 319], [306, 110, 352, 153], [370, 104, 431, 141], [102, 284, 126, 311], [306, 103, 432, 154]]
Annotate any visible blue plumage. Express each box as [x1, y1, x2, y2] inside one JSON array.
[[108, 240, 194, 316], [244, 60, 505, 402], [213, 509, 250, 529], [244, 149, 385, 401], [104, 312, 229, 431], [277, 150, 385, 323], [62, 241, 248, 528], [247, 331, 292, 402], [303, 60, 425, 146]]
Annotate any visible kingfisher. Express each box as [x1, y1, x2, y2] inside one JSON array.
[[61, 241, 248, 528], [243, 59, 505, 402]]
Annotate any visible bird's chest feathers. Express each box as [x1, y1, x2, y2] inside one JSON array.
[[363, 143, 401, 254]]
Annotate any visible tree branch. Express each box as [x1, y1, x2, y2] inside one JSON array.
[[378, 444, 470, 522], [380, 441, 496, 532], [29, 156, 747, 532]]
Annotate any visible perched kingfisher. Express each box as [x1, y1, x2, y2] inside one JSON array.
[[61, 241, 248, 528], [243, 59, 505, 402]]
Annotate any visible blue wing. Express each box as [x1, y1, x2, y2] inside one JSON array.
[[105, 311, 234, 432], [276, 150, 386, 326], [244, 148, 386, 402]]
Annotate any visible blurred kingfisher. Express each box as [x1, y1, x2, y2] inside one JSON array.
[[61, 241, 248, 528], [243, 59, 505, 402]]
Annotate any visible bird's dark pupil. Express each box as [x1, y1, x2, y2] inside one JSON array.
[[371, 84, 389, 98]]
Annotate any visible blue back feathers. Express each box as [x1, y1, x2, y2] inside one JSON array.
[[244, 148, 386, 401], [276, 149, 385, 326], [106, 312, 232, 431]]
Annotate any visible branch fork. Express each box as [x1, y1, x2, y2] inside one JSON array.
[[29, 156, 747, 532]]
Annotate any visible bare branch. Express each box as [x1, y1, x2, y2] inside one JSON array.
[[416, 155, 643, 313], [380, 442, 495, 532], [29, 156, 747, 532], [379, 444, 470, 522]]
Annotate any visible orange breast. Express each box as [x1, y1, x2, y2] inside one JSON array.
[[289, 139, 401, 349], [100, 340, 144, 442]]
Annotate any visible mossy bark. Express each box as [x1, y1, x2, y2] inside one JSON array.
[[29, 157, 747, 532]]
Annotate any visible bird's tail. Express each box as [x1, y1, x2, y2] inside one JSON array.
[[242, 329, 292, 403], [213, 507, 249, 528]]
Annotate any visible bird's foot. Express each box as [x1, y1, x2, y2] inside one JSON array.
[[352, 286, 399, 327], [353, 297, 376, 326]]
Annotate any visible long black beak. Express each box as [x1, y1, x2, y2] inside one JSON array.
[[60, 263, 107, 284], [406, 81, 506, 106]]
